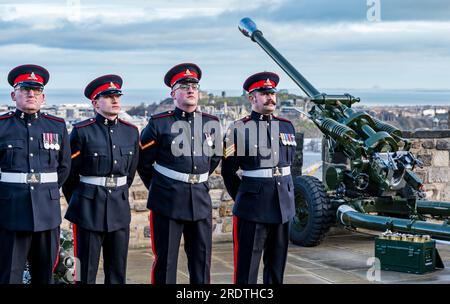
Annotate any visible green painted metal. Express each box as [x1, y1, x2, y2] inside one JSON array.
[[337, 205, 450, 241], [417, 200, 450, 217], [239, 17, 450, 244], [375, 237, 443, 274]]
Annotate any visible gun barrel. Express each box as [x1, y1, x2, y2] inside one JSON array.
[[337, 205, 450, 241], [239, 17, 320, 98]]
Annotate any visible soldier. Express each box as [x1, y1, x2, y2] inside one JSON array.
[[62, 75, 139, 284], [222, 72, 296, 284], [138, 63, 221, 284], [0, 65, 71, 284]]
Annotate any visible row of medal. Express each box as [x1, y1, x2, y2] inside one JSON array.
[[42, 133, 60, 150], [280, 133, 297, 146]]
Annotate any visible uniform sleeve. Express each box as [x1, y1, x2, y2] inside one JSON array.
[[221, 127, 240, 201], [209, 125, 222, 175], [210, 155, 221, 175], [291, 122, 296, 164], [127, 128, 140, 187], [137, 119, 159, 189], [62, 127, 82, 202], [57, 123, 71, 188]]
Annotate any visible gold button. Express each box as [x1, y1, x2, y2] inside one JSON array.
[[30, 186, 34, 190], [30, 137, 33, 141], [113, 145, 116, 149], [94, 153, 98, 156], [31, 169, 34, 172], [7, 145, 12, 148], [114, 160, 117, 164], [30, 153, 33, 157]]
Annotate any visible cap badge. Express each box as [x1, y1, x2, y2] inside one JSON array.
[[264, 78, 272, 87], [28, 72, 38, 80], [184, 69, 192, 76], [109, 82, 116, 89]]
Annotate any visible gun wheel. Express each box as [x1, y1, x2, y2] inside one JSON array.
[[290, 175, 333, 247]]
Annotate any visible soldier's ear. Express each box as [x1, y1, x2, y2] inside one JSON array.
[[248, 93, 255, 104], [10, 91, 16, 102], [91, 99, 98, 109], [170, 90, 175, 99]]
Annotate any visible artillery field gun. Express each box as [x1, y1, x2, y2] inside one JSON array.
[[239, 18, 450, 247]]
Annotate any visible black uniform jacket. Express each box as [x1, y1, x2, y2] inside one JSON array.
[[63, 113, 139, 232], [222, 111, 296, 224], [138, 107, 221, 221], [0, 110, 70, 232]]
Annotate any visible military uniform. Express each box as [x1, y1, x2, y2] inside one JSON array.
[[62, 75, 139, 284], [222, 72, 296, 284], [138, 63, 221, 284], [0, 65, 71, 284]]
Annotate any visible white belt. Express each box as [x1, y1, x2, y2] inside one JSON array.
[[0, 172, 58, 184], [153, 163, 209, 184], [80, 175, 127, 188], [242, 166, 291, 178]]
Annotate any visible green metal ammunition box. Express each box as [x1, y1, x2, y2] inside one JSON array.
[[375, 237, 443, 274]]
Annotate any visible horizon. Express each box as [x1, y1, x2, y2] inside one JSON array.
[[1, 87, 450, 107]]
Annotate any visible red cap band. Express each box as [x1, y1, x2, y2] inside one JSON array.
[[91, 82, 121, 100], [14, 73, 44, 86], [170, 69, 198, 87], [248, 79, 276, 92]]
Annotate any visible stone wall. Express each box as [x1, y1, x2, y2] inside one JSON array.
[[402, 130, 450, 202]]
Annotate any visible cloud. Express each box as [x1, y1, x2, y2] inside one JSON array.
[[258, 0, 450, 22], [0, 0, 449, 91]]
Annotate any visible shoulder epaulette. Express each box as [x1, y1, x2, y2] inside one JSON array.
[[150, 111, 174, 120], [74, 118, 96, 129], [273, 115, 291, 123], [118, 118, 138, 130], [0, 112, 14, 120], [201, 112, 219, 121], [239, 116, 252, 123], [42, 113, 65, 123]]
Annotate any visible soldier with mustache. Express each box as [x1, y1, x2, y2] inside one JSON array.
[[222, 72, 297, 284]]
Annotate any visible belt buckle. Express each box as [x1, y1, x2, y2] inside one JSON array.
[[273, 167, 282, 177], [105, 177, 118, 188], [188, 174, 200, 184], [26, 173, 41, 184]]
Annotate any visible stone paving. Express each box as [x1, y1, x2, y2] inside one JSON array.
[[96, 231, 450, 284]]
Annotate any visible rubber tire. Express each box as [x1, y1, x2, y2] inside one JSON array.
[[290, 175, 334, 247]]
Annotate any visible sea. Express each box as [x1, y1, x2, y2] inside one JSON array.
[[1, 88, 449, 106]]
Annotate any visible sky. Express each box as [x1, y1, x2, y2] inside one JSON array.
[[0, 0, 450, 95]]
